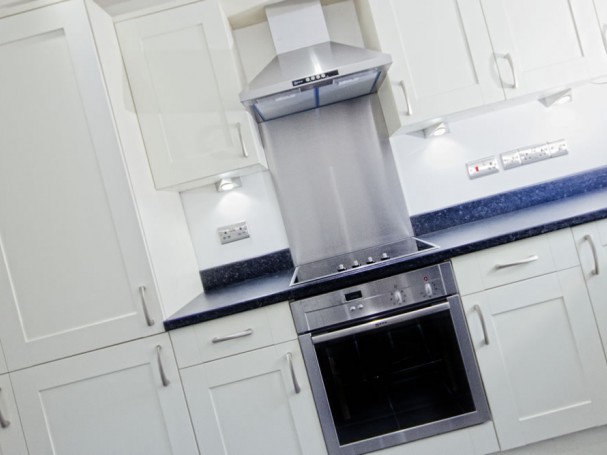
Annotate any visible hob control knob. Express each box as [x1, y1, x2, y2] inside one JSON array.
[[337, 264, 346, 272], [380, 253, 390, 260], [352, 260, 360, 268], [366, 257, 374, 264], [424, 283, 433, 298], [394, 290, 404, 304], [349, 306, 356, 312], [358, 304, 364, 310]]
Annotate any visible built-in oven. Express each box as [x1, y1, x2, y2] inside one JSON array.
[[291, 262, 490, 455]]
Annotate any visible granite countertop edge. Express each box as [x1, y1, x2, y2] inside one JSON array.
[[164, 188, 607, 331]]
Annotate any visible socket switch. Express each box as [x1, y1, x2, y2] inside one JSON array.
[[467, 156, 499, 179], [218, 221, 250, 245], [500, 139, 568, 170]]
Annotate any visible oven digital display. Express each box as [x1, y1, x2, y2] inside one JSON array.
[[344, 290, 363, 301]]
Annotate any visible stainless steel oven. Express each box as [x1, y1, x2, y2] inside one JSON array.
[[291, 263, 490, 455]]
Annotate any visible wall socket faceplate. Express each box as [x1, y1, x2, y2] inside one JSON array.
[[501, 139, 568, 170], [218, 221, 250, 245], [467, 156, 500, 179]]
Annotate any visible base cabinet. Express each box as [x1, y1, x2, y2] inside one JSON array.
[[181, 339, 327, 455], [454, 232, 607, 451], [0, 375, 28, 455], [10, 334, 199, 455]]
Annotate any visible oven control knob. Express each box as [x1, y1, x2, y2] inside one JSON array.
[[394, 290, 404, 304], [349, 306, 356, 312], [424, 283, 433, 297], [357, 304, 364, 310], [352, 260, 360, 268], [366, 256, 374, 264], [337, 264, 346, 272]]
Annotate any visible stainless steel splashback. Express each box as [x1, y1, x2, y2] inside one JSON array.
[[260, 95, 413, 266]]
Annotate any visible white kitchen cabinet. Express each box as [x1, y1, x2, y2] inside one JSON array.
[[116, 0, 266, 191], [355, 0, 505, 135], [0, 346, 6, 376], [181, 339, 327, 455], [0, 0, 202, 371], [0, 375, 28, 455], [480, 0, 607, 99], [453, 231, 607, 451], [11, 333, 199, 455], [572, 219, 607, 352]]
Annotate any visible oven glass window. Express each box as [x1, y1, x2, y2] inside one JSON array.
[[314, 307, 475, 445]]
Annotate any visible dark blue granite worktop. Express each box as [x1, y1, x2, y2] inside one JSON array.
[[165, 167, 607, 331]]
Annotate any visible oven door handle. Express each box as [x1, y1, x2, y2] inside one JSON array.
[[311, 302, 451, 344]]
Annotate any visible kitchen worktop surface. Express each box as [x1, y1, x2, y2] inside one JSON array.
[[165, 178, 607, 331]]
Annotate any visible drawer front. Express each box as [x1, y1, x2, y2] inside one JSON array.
[[453, 229, 578, 295], [170, 302, 296, 368]]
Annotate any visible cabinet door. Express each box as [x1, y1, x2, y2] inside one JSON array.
[[572, 219, 607, 350], [357, 0, 504, 134], [116, 0, 266, 191], [181, 340, 327, 455], [481, 0, 607, 98], [0, 0, 163, 371], [463, 269, 607, 450], [11, 334, 198, 455], [0, 345, 6, 376], [0, 375, 28, 455]]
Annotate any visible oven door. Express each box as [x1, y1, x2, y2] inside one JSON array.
[[298, 295, 490, 455]]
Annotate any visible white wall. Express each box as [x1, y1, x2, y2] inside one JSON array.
[[179, 0, 607, 270], [392, 80, 607, 216]]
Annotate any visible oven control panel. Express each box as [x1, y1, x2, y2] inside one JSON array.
[[291, 262, 458, 334]]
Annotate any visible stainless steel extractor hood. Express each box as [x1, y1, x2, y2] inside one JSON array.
[[239, 0, 391, 122]]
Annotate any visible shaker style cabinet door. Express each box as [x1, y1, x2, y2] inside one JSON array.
[[10, 334, 199, 455], [116, 0, 266, 191], [462, 270, 607, 450], [480, 0, 607, 99], [356, 0, 505, 135], [572, 219, 607, 351], [181, 340, 327, 455], [0, 375, 28, 455], [0, 0, 163, 371]]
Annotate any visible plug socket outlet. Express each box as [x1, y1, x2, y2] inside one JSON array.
[[218, 221, 250, 245]]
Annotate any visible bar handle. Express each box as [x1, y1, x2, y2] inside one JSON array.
[[502, 53, 518, 89], [138, 286, 155, 327], [584, 235, 600, 276], [236, 122, 249, 158], [473, 305, 490, 346], [495, 254, 539, 269], [0, 387, 10, 429], [156, 345, 170, 387], [286, 352, 301, 394], [212, 328, 253, 344], [399, 80, 413, 116]]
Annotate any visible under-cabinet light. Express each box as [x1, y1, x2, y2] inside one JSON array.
[[215, 177, 242, 192], [423, 122, 450, 138], [539, 89, 573, 107]]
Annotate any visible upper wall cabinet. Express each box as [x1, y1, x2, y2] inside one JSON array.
[[355, 0, 505, 135], [0, 0, 202, 371], [355, 0, 607, 135], [116, 0, 267, 191], [480, 0, 607, 98]]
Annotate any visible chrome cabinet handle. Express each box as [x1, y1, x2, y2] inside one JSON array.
[[495, 254, 539, 269], [473, 305, 490, 346], [584, 235, 600, 276], [156, 345, 170, 387], [399, 80, 413, 116], [502, 53, 518, 89], [0, 387, 10, 429], [212, 328, 253, 344], [286, 352, 301, 394], [138, 286, 155, 327], [236, 122, 249, 158]]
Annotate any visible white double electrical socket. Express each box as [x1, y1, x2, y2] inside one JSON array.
[[467, 156, 499, 179], [218, 221, 250, 245], [500, 139, 568, 171]]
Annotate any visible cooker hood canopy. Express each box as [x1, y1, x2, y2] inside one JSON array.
[[239, 0, 392, 122]]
